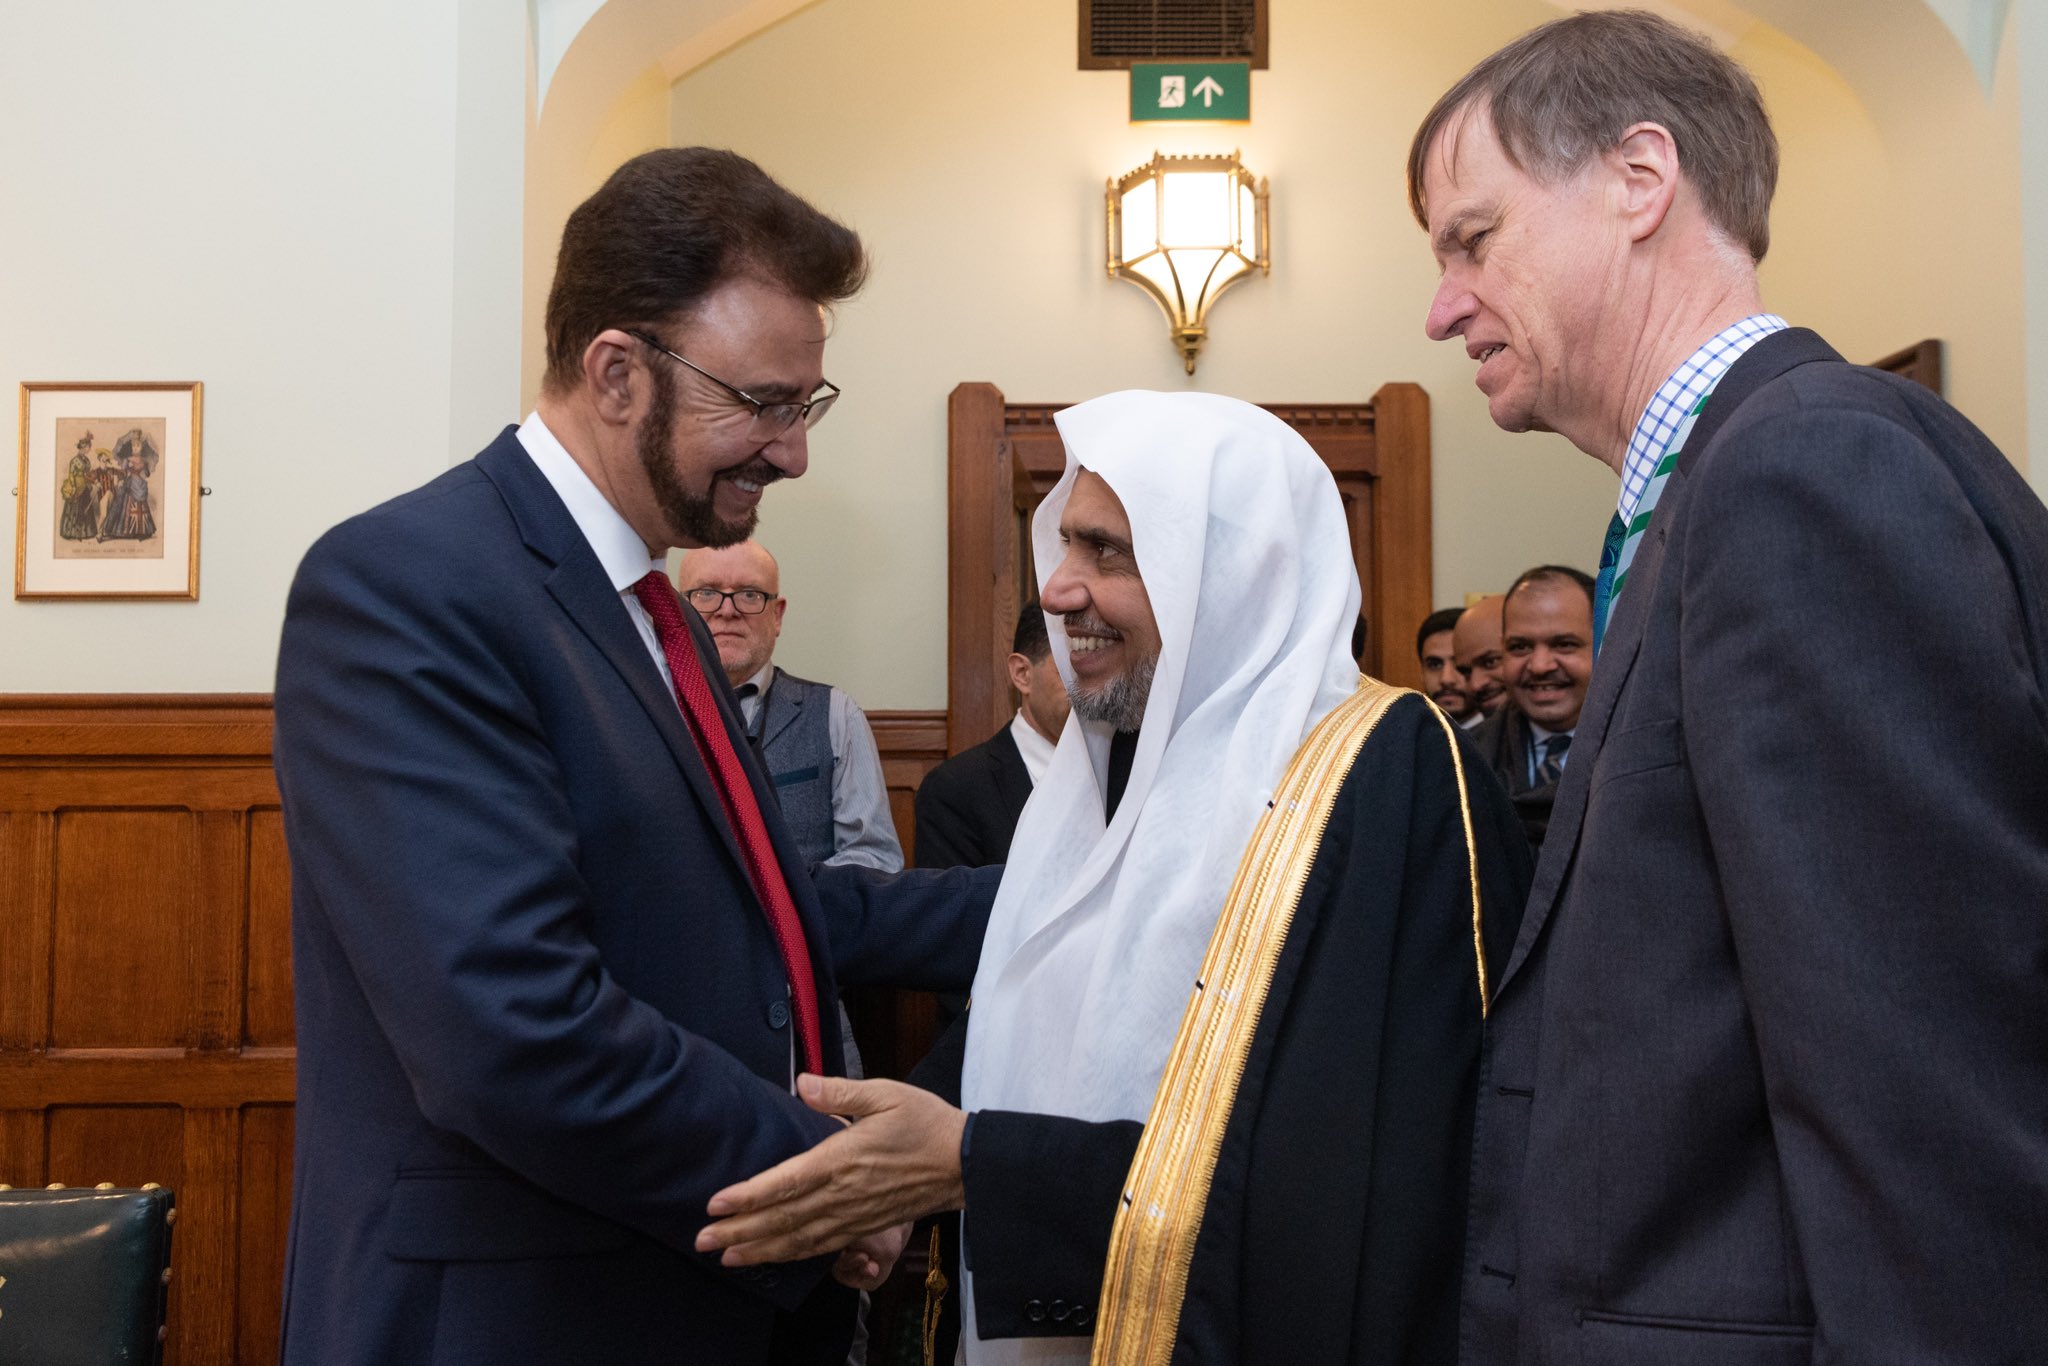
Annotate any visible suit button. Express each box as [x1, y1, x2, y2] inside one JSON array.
[[1025, 1299, 1047, 1323], [766, 1001, 790, 1029], [1050, 1299, 1069, 1323]]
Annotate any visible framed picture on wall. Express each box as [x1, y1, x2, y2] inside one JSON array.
[[15, 381, 204, 599]]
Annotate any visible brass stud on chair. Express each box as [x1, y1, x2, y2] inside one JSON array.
[[45, 1183, 64, 1191], [140, 1182, 162, 1191], [162, 1267, 173, 1285], [0, 1184, 11, 1191], [95, 1182, 115, 1190]]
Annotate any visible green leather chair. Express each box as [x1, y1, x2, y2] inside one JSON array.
[[0, 1184, 174, 1365]]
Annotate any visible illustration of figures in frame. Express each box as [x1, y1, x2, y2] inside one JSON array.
[[52, 418, 167, 559], [16, 381, 201, 599]]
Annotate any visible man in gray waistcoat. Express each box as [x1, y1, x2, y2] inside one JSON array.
[[677, 540, 902, 878]]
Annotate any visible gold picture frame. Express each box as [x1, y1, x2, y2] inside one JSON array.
[[15, 381, 203, 599]]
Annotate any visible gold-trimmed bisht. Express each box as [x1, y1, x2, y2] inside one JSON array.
[[1087, 678, 1486, 1366]]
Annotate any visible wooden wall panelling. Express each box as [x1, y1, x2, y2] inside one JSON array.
[[847, 709, 950, 1082], [0, 695, 291, 1366], [1360, 382, 1433, 691], [0, 694, 958, 1361], [945, 384, 1010, 756]]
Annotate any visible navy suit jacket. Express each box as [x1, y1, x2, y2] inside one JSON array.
[[912, 723, 1034, 869], [1460, 331, 2048, 1365], [273, 428, 998, 1366]]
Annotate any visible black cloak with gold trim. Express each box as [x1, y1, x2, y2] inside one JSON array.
[[934, 693, 1531, 1366]]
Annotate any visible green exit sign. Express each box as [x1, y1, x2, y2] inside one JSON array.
[[1130, 61, 1251, 122]]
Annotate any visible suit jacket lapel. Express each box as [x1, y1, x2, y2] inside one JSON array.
[[1495, 474, 1670, 991], [1494, 328, 1845, 991], [473, 435, 754, 886], [991, 728, 1035, 817]]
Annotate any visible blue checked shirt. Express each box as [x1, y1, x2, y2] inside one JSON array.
[[1616, 314, 1789, 524]]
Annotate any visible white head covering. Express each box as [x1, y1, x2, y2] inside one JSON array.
[[960, 391, 1361, 1363]]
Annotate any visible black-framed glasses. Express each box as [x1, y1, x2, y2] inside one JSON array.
[[683, 587, 778, 616], [624, 329, 840, 436]]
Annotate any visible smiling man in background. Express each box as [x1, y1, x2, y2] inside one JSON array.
[[1451, 592, 1509, 720], [1468, 565, 1591, 847]]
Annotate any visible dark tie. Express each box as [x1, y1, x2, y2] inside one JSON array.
[[633, 572, 823, 1076], [1539, 732, 1572, 786]]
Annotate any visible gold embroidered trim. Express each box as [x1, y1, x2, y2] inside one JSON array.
[[1087, 680, 1485, 1366], [1421, 701, 1489, 1016]]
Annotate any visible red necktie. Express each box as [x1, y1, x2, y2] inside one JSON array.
[[633, 571, 824, 1076]]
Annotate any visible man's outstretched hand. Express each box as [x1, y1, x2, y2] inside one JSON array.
[[697, 1074, 967, 1267]]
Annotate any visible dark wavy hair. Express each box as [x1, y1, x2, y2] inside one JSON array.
[[542, 148, 868, 394]]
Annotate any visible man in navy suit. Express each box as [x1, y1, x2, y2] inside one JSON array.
[[273, 148, 998, 1366], [1411, 11, 2048, 1363]]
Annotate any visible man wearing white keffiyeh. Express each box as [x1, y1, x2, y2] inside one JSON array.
[[699, 391, 1531, 1366]]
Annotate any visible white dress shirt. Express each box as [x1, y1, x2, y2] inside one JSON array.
[[1007, 709, 1058, 786], [515, 411, 671, 683]]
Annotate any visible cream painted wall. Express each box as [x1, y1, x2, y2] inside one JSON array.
[[668, 0, 2026, 711], [0, 0, 527, 692], [1745, 22, 2024, 462]]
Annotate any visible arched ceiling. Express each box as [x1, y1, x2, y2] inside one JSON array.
[[533, 0, 2011, 165]]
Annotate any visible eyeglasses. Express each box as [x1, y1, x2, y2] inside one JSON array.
[[683, 587, 778, 616], [624, 329, 840, 437]]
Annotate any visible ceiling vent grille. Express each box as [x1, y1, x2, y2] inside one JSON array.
[[1079, 0, 1267, 70]]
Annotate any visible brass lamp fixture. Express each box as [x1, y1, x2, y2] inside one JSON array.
[[1106, 150, 1270, 374]]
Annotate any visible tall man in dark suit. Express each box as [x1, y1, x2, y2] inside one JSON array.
[[1467, 566, 1592, 848], [272, 148, 997, 1366], [913, 601, 1067, 870], [1411, 11, 2048, 1362]]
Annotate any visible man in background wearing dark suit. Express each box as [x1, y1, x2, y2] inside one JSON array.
[[1413, 12, 2048, 1363], [1467, 566, 1592, 848], [273, 148, 996, 1366], [913, 601, 1067, 871]]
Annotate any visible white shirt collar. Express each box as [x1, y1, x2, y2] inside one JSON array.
[[1008, 709, 1057, 785], [515, 411, 665, 591]]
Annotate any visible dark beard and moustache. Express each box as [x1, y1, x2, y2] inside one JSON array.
[[635, 361, 779, 549], [1067, 648, 1157, 732]]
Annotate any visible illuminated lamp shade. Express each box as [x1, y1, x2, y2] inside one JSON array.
[[1106, 150, 1270, 374]]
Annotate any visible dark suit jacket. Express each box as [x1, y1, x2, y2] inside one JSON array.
[[273, 428, 999, 1366], [912, 723, 1034, 869], [1466, 706, 1558, 849], [1461, 330, 2048, 1365]]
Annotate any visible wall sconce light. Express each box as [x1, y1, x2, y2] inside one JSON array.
[[1106, 150, 1270, 375]]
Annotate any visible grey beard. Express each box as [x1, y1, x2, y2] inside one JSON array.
[[1068, 652, 1156, 732]]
